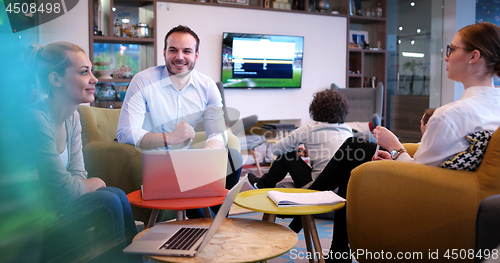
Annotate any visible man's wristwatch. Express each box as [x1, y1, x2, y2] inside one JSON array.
[[390, 148, 407, 160]]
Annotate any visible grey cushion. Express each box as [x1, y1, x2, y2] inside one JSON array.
[[240, 135, 264, 150]]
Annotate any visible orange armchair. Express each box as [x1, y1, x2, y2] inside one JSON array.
[[346, 127, 500, 262]]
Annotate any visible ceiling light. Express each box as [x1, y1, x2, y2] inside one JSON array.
[[399, 26, 403, 31], [121, 18, 130, 23], [112, 7, 116, 11], [398, 39, 402, 44], [411, 40, 415, 45], [411, 2, 415, 6], [417, 29, 421, 33], [402, 52, 424, 58]]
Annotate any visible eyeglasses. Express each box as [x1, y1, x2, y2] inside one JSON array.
[[446, 45, 474, 57]]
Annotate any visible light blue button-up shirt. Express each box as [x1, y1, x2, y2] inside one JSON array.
[[117, 66, 226, 147]]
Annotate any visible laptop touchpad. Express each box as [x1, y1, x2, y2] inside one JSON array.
[[142, 232, 171, 241]]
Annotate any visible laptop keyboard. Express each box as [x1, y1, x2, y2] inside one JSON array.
[[160, 227, 208, 251]]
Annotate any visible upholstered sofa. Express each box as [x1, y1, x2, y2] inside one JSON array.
[[77, 105, 241, 223], [346, 127, 500, 262]]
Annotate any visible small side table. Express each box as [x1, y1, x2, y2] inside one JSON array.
[[234, 188, 345, 263], [132, 218, 298, 263], [127, 190, 228, 228]]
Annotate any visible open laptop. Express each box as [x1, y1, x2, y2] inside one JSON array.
[[142, 148, 228, 200], [123, 174, 248, 257]]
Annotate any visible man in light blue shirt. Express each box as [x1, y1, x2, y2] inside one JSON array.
[[117, 26, 226, 149], [117, 25, 241, 217]]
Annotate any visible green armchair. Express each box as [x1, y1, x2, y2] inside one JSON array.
[[346, 127, 500, 262], [77, 105, 241, 223]]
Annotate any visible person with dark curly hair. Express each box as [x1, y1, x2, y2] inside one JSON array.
[[246, 88, 352, 189]]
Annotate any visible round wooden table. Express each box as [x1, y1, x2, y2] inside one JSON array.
[[132, 218, 298, 263], [234, 188, 345, 263], [127, 190, 228, 228]]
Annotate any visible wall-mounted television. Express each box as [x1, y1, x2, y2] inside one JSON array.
[[221, 32, 304, 89]]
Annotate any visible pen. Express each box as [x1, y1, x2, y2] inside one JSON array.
[[186, 138, 193, 149], [373, 144, 380, 159]]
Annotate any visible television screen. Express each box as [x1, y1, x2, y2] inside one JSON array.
[[221, 32, 304, 89]]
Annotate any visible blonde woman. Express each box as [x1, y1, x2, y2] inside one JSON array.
[[22, 42, 140, 262]]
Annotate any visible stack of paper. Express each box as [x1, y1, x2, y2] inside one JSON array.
[[267, 190, 346, 207]]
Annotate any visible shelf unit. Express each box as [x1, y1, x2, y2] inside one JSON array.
[[88, 0, 157, 107], [344, 0, 387, 89], [342, 0, 387, 122], [348, 49, 386, 88], [88, 0, 157, 72]]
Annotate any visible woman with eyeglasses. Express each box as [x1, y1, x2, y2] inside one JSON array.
[[288, 22, 500, 263], [20, 42, 141, 262], [373, 22, 500, 166]]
